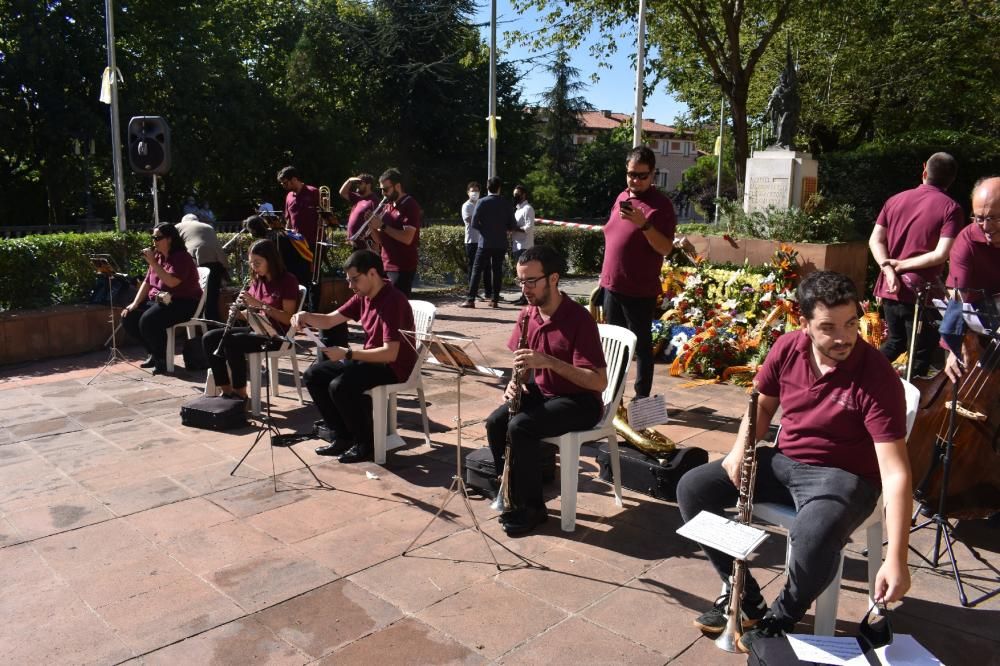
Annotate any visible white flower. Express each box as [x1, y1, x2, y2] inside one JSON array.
[[686, 273, 703, 287], [760, 292, 773, 303], [722, 298, 739, 311], [669, 331, 690, 354], [688, 307, 703, 320]]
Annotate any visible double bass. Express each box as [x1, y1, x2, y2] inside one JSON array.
[[907, 330, 1000, 520]]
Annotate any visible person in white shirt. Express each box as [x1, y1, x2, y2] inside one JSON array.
[[462, 181, 491, 300], [509, 184, 535, 306]]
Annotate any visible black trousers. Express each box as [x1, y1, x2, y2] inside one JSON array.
[[879, 298, 938, 376], [202, 326, 283, 390], [468, 247, 506, 302], [486, 386, 602, 509], [603, 289, 656, 398], [201, 261, 227, 324], [387, 271, 415, 298], [122, 297, 199, 360], [466, 242, 492, 296], [303, 359, 397, 448]]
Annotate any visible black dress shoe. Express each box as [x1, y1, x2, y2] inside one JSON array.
[[150, 359, 169, 375], [502, 506, 548, 536], [510, 296, 528, 306], [140, 355, 156, 368], [490, 300, 500, 308], [499, 509, 520, 526], [458, 300, 475, 308], [315, 440, 353, 456], [338, 444, 372, 464]]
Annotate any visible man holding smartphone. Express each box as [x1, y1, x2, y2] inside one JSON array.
[[599, 145, 677, 399]]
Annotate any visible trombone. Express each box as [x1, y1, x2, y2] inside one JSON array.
[[313, 185, 333, 285]]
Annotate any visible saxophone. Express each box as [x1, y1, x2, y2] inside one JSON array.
[[492, 308, 531, 512], [716, 388, 761, 653]]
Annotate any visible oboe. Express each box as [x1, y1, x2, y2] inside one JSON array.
[[492, 308, 531, 512]]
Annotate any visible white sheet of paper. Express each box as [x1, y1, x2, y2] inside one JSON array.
[[932, 298, 986, 334], [786, 634, 864, 665], [627, 394, 670, 430], [871, 635, 942, 666], [675, 510, 768, 560], [301, 327, 326, 350]]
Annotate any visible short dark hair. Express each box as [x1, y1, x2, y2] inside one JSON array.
[[243, 215, 269, 238], [486, 176, 503, 193], [379, 168, 403, 186], [626, 146, 657, 172], [357, 173, 375, 186], [276, 166, 299, 182], [249, 239, 286, 281], [344, 249, 385, 278], [513, 184, 529, 199], [466, 181, 480, 191], [155, 222, 185, 254], [797, 271, 860, 320], [517, 245, 566, 282], [925, 152, 958, 189]]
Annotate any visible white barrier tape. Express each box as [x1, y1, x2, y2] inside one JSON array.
[[536, 218, 603, 231]]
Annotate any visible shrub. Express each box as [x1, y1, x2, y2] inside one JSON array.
[[718, 198, 857, 244]]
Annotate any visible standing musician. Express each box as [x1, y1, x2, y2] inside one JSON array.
[[293, 250, 416, 464], [369, 168, 421, 297], [201, 239, 299, 402], [943, 177, 1000, 382], [339, 173, 380, 250], [676, 271, 912, 654], [121, 223, 203, 375], [599, 145, 676, 399], [485, 245, 607, 536], [277, 165, 320, 254]]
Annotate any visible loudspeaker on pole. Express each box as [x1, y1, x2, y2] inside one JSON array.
[[127, 116, 171, 175]]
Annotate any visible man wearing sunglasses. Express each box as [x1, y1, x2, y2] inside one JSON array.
[[486, 246, 607, 535], [370, 168, 421, 297], [943, 176, 1000, 382], [599, 145, 676, 399]]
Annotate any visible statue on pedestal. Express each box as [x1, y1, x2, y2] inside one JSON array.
[[765, 39, 800, 150]]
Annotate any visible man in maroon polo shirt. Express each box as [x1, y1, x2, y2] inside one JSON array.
[[292, 250, 416, 464], [869, 152, 963, 377], [943, 176, 1000, 383], [677, 271, 912, 654], [486, 245, 608, 536], [277, 166, 320, 253], [338, 173, 380, 250], [600, 145, 676, 398], [370, 167, 421, 297]]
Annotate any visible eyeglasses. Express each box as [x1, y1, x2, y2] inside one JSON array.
[[972, 214, 999, 227], [627, 171, 652, 180], [346, 274, 364, 285], [515, 274, 549, 288], [380, 185, 393, 193], [151, 235, 165, 240]]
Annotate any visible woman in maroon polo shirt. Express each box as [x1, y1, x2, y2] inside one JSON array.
[[121, 223, 203, 375]]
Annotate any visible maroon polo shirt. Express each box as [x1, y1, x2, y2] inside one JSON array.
[[346, 192, 378, 241], [284, 184, 319, 250], [146, 249, 202, 303], [380, 194, 422, 272], [946, 222, 1000, 301], [248, 271, 299, 334], [873, 184, 964, 303], [507, 295, 607, 402], [338, 280, 416, 382], [755, 330, 907, 487], [600, 186, 677, 298]]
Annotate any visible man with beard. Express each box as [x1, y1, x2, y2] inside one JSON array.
[[485, 245, 607, 535], [676, 271, 912, 654], [339, 173, 380, 250], [370, 168, 421, 297]]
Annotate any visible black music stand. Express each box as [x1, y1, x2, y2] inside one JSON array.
[[229, 331, 331, 493], [401, 331, 507, 569], [908, 292, 1000, 607], [88, 254, 148, 385]]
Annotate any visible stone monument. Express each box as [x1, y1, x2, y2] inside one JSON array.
[[743, 39, 818, 214]]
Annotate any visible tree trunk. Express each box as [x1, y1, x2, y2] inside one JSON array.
[[729, 95, 751, 194]]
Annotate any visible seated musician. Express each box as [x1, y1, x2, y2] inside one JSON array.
[[292, 250, 416, 464], [676, 271, 912, 653], [943, 176, 1000, 383], [121, 223, 203, 375], [202, 239, 299, 402], [486, 245, 607, 536]]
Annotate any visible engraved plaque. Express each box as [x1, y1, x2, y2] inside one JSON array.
[[746, 177, 790, 212]]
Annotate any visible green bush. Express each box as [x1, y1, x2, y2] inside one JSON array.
[[718, 198, 857, 244]]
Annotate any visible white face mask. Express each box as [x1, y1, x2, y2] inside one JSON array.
[[468, 191, 479, 201]]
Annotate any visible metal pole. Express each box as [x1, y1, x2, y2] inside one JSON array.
[[487, 0, 497, 180], [632, 0, 647, 148], [105, 0, 127, 230], [713, 97, 725, 224], [151, 174, 160, 225]]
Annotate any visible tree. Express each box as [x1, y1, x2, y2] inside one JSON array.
[[572, 124, 632, 216], [537, 45, 593, 180]]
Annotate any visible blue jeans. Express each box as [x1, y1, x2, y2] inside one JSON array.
[[676, 447, 879, 623]]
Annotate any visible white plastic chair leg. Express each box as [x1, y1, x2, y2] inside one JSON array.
[[813, 551, 846, 636], [269, 361, 281, 397], [558, 438, 581, 532], [165, 328, 176, 372], [248, 352, 263, 416], [370, 386, 389, 464], [289, 352, 304, 404], [606, 435, 623, 508], [416, 386, 430, 445]]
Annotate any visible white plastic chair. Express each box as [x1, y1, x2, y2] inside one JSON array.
[[366, 300, 437, 464], [541, 323, 637, 532], [246, 284, 308, 416], [751, 378, 920, 635], [165, 266, 211, 372]]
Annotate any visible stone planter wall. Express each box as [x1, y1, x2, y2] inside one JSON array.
[[0, 304, 132, 366], [682, 234, 869, 292]]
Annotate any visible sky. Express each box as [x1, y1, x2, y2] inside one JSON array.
[[470, 0, 689, 128]]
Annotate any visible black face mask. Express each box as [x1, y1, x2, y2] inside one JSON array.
[[513, 195, 524, 204], [858, 601, 893, 654]]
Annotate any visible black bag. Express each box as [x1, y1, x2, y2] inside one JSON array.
[[182, 335, 210, 371], [180, 395, 247, 431], [463, 444, 557, 499], [596, 443, 707, 501]]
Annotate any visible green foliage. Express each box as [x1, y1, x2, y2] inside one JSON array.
[[533, 226, 605, 274], [417, 226, 469, 283], [718, 198, 858, 244], [681, 153, 738, 220], [571, 125, 632, 216]]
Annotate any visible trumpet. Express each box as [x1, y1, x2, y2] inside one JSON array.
[[350, 196, 390, 250]]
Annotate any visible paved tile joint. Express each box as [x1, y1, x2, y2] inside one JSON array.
[[1, 284, 996, 664]]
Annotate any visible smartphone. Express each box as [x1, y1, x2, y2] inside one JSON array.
[[620, 199, 634, 213]]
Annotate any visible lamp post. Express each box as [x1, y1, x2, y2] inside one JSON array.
[[487, 0, 497, 180], [632, 0, 647, 148], [104, 0, 127, 230]]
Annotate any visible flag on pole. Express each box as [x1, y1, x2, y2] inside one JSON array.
[[99, 67, 123, 104], [487, 115, 500, 140], [713, 135, 722, 156]]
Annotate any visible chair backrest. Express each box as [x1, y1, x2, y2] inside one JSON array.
[[296, 284, 307, 310], [398, 300, 437, 385], [191, 266, 211, 319], [595, 323, 638, 428]]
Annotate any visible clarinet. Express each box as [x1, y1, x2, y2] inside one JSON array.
[[212, 274, 252, 357], [493, 308, 531, 512]]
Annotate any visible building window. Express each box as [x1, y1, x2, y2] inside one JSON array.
[[670, 141, 681, 153]]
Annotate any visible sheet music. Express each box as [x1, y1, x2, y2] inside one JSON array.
[[627, 394, 669, 430], [675, 510, 769, 560], [869, 635, 942, 665], [300, 327, 326, 349], [246, 308, 279, 339], [409, 330, 504, 379], [786, 634, 865, 665], [931, 299, 986, 334]]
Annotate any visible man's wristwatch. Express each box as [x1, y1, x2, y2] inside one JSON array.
[[344, 348, 353, 361], [881, 260, 893, 269]]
